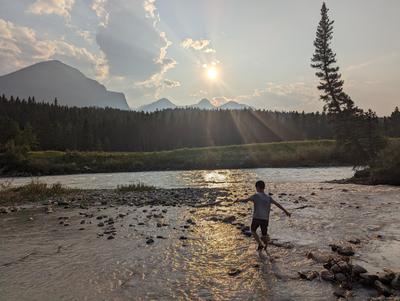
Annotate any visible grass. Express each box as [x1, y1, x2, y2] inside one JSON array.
[[115, 182, 155, 193], [0, 180, 72, 203], [1, 140, 350, 176]]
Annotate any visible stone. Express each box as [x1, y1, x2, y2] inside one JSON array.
[[299, 270, 318, 281], [330, 244, 355, 256], [146, 238, 154, 244], [333, 287, 346, 298], [320, 270, 335, 282], [375, 280, 392, 296], [348, 238, 361, 245], [179, 236, 188, 240], [359, 273, 379, 286], [97, 222, 104, 227], [352, 264, 368, 276], [107, 235, 115, 240], [228, 268, 241, 276], [335, 273, 347, 282], [379, 270, 396, 285], [222, 215, 236, 223], [390, 274, 400, 289]]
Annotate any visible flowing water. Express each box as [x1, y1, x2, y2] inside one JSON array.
[[1, 167, 399, 301]]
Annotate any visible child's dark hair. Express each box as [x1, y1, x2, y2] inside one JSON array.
[[255, 180, 265, 189]]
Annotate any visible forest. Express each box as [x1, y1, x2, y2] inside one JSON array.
[[1, 95, 399, 153]]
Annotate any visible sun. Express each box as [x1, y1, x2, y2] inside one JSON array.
[[207, 67, 218, 80]]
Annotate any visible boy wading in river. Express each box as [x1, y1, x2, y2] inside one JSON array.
[[238, 180, 291, 251]]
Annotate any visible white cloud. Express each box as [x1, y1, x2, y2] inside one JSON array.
[[0, 18, 108, 80], [28, 0, 75, 20], [182, 38, 210, 50], [91, 0, 109, 27]]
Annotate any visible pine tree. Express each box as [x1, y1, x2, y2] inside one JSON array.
[[311, 3, 354, 114]]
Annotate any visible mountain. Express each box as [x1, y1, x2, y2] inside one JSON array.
[[0, 60, 130, 110], [189, 98, 216, 110], [137, 98, 177, 112], [219, 101, 252, 110], [137, 98, 250, 112]]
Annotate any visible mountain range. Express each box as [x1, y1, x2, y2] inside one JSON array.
[[0, 60, 251, 112], [0, 60, 130, 110], [137, 98, 251, 112]]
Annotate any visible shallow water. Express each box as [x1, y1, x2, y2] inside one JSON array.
[[0, 167, 354, 189], [1, 168, 400, 300]]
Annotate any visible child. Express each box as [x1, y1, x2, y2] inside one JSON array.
[[237, 180, 291, 251]]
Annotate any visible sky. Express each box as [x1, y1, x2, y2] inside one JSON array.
[[0, 0, 399, 115]]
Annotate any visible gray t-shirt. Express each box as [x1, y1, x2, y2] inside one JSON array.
[[251, 192, 272, 220]]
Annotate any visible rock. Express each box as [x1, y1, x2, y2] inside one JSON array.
[[118, 213, 126, 218], [335, 272, 347, 282], [0, 208, 9, 214], [330, 244, 355, 256], [79, 227, 85, 231], [348, 238, 361, 245], [146, 238, 154, 244], [107, 235, 115, 240], [379, 270, 396, 285], [320, 270, 335, 282], [179, 236, 188, 240], [97, 222, 104, 227], [375, 280, 392, 296], [28, 217, 34, 221], [299, 270, 318, 281], [390, 274, 400, 290], [222, 215, 236, 223], [359, 273, 379, 286], [352, 264, 368, 276], [228, 268, 241, 276], [330, 264, 342, 274], [333, 287, 346, 298]]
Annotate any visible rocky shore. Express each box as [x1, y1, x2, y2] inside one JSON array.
[[1, 183, 400, 300]]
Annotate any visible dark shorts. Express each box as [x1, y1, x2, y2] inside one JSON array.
[[251, 218, 269, 236]]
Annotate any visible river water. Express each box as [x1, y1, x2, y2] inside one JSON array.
[[0, 167, 354, 189], [1, 167, 400, 301]]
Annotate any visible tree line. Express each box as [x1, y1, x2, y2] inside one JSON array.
[[0, 94, 398, 155]]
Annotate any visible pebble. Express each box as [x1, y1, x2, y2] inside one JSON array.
[[228, 268, 241, 276], [146, 238, 154, 244]]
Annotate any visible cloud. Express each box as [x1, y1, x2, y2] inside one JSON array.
[[96, 0, 178, 98], [0, 18, 108, 80], [28, 0, 75, 20], [181, 38, 210, 50], [91, 0, 109, 27], [212, 82, 321, 112]]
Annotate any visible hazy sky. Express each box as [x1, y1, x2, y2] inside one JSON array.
[[0, 0, 399, 115]]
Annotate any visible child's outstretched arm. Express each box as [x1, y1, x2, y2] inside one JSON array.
[[271, 199, 291, 217]]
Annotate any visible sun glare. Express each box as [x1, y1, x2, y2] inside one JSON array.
[[207, 67, 218, 80]]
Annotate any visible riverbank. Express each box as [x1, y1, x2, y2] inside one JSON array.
[[0, 140, 349, 177], [1, 182, 399, 300]]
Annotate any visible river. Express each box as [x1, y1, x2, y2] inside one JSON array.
[[1, 167, 399, 300]]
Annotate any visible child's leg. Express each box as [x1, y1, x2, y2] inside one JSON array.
[[260, 220, 269, 250], [251, 219, 264, 248]]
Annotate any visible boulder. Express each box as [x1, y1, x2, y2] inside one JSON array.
[[320, 270, 335, 282], [352, 264, 368, 276], [375, 280, 392, 296]]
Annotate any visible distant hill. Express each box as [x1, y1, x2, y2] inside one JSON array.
[[219, 101, 252, 110], [188, 98, 216, 110], [137, 98, 177, 112], [136, 98, 251, 112], [0, 60, 130, 110]]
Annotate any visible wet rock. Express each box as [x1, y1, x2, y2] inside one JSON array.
[[375, 280, 393, 296], [359, 273, 379, 286], [146, 238, 154, 244], [330, 244, 355, 256], [320, 270, 335, 282], [335, 273, 347, 282], [348, 238, 361, 245], [228, 268, 241, 276], [352, 264, 368, 276], [298, 270, 318, 281], [391, 274, 400, 290], [0, 208, 9, 214], [378, 270, 396, 285], [333, 287, 346, 298]]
